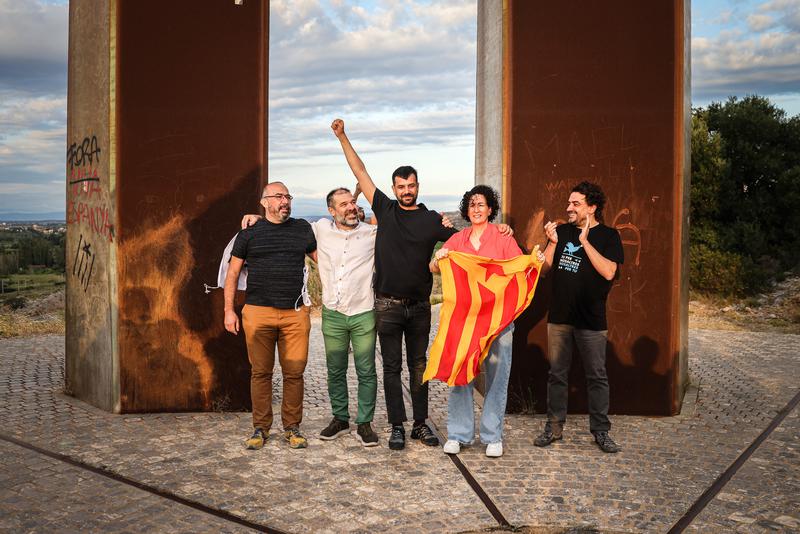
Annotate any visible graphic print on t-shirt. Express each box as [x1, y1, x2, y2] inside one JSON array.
[[557, 241, 583, 273]]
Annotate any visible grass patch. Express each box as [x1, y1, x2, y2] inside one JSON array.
[[0, 272, 65, 305]]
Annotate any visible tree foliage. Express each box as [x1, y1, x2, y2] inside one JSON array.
[[690, 96, 800, 295], [0, 229, 65, 276]]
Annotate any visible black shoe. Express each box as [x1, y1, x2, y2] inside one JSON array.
[[356, 423, 379, 447], [411, 423, 439, 446], [388, 425, 405, 450], [593, 431, 620, 453], [533, 429, 562, 447], [319, 418, 350, 440]]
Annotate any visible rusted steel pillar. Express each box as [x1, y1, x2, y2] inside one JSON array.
[[477, 1, 690, 415], [66, 0, 268, 412]]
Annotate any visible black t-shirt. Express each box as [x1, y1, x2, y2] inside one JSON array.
[[372, 188, 457, 301], [230, 218, 317, 309], [548, 223, 624, 330]]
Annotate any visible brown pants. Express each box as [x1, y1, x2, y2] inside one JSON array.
[[242, 304, 310, 430]]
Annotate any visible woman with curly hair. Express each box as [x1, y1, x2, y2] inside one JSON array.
[[429, 184, 524, 458]]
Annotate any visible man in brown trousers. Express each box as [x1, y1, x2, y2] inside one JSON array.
[[224, 181, 317, 450]]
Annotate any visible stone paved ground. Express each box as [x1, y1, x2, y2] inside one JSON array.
[[440, 329, 800, 532], [0, 439, 252, 533], [0, 315, 798, 533]]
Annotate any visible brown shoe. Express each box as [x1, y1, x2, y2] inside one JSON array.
[[533, 429, 562, 447], [283, 426, 308, 449]]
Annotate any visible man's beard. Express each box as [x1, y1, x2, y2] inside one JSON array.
[[399, 193, 417, 207], [272, 206, 291, 222], [336, 211, 359, 227]]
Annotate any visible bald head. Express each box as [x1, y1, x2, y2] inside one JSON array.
[[263, 181, 288, 197], [260, 181, 292, 223]]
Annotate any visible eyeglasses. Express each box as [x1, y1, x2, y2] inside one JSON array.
[[262, 194, 293, 201]]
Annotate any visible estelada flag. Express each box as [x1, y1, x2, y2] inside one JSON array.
[[424, 248, 542, 386]]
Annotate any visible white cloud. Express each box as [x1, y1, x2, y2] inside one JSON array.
[[692, 0, 800, 105], [747, 13, 774, 31], [0, 0, 67, 63], [0, 94, 66, 179], [268, 0, 478, 202]]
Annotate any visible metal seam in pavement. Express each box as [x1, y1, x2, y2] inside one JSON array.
[[400, 384, 513, 528], [0, 432, 291, 534], [667, 388, 800, 533]]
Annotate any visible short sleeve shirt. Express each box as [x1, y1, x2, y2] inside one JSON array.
[[371, 188, 457, 301], [230, 218, 316, 309], [548, 223, 623, 330]]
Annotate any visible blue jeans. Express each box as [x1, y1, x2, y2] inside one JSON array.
[[446, 323, 514, 444]]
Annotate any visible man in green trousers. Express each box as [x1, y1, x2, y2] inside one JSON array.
[[313, 187, 380, 446], [246, 187, 380, 444]]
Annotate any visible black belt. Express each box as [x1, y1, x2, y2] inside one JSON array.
[[376, 293, 422, 305]]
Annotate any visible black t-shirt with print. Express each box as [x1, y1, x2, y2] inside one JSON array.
[[372, 188, 457, 302], [230, 218, 317, 309], [548, 223, 624, 330]]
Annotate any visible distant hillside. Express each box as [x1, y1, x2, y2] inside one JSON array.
[[0, 212, 65, 222]]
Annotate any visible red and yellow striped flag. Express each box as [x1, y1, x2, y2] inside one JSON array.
[[424, 249, 542, 386]]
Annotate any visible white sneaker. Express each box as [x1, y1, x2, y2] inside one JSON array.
[[485, 442, 503, 457], [443, 439, 461, 454]]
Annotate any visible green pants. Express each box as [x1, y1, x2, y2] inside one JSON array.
[[321, 307, 378, 424]]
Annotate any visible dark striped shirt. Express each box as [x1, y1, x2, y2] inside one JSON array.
[[231, 218, 317, 309]]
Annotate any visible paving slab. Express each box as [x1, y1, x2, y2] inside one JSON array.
[[0, 317, 798, 533], [0, 323, 494, 534], [0, 439, 254, 533], [442, 329, 800, 532]]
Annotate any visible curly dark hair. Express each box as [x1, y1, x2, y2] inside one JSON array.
[[458, 185, 500, 223], [571, 181, 606, 222]]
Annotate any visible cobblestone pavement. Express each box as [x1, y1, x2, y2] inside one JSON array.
[[0, 316, 798, 533], [0, 439, 253, 533], [437, 328, 800, 533]]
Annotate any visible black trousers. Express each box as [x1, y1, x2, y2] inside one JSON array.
[[544, 323, 611, 434], [375, 297, 431, 425]]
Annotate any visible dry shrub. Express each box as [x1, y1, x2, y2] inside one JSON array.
[[0, 310, 64, 338], [0, 289, 65, 338]]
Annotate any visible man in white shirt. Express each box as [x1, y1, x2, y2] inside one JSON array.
[[241, 187, 378, 445], [313, 187, 380, 446]]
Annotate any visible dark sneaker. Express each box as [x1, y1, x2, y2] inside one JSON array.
[[319, 418, 350, 440], [388, 425, 405, 450], [593, 431, 620, 453], [244, 428, 267, 450], [533, 429, 562, 447], [356, 423, 379, 447], [283, 426, 308, 449], [411, 423, 439, 446]]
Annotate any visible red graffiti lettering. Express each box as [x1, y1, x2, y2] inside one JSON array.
[[67, 199, 114, 242]]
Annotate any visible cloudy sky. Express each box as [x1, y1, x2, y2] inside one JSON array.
[[1, 0, 799, 218]]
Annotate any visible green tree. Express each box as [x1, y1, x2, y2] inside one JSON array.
[[690, 96, 800, 295]]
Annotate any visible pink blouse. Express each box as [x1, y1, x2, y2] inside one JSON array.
[[443, 223, 522, 260]]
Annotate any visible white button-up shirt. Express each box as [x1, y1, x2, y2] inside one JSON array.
[[311, 218, 376, 316]]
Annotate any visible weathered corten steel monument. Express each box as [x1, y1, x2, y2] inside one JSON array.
[[476, 0, 691, 415], [66, 0, 267, 412], [66, 0, 689, 415]]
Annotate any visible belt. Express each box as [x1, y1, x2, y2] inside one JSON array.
[[376, 292, 422, 305]]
